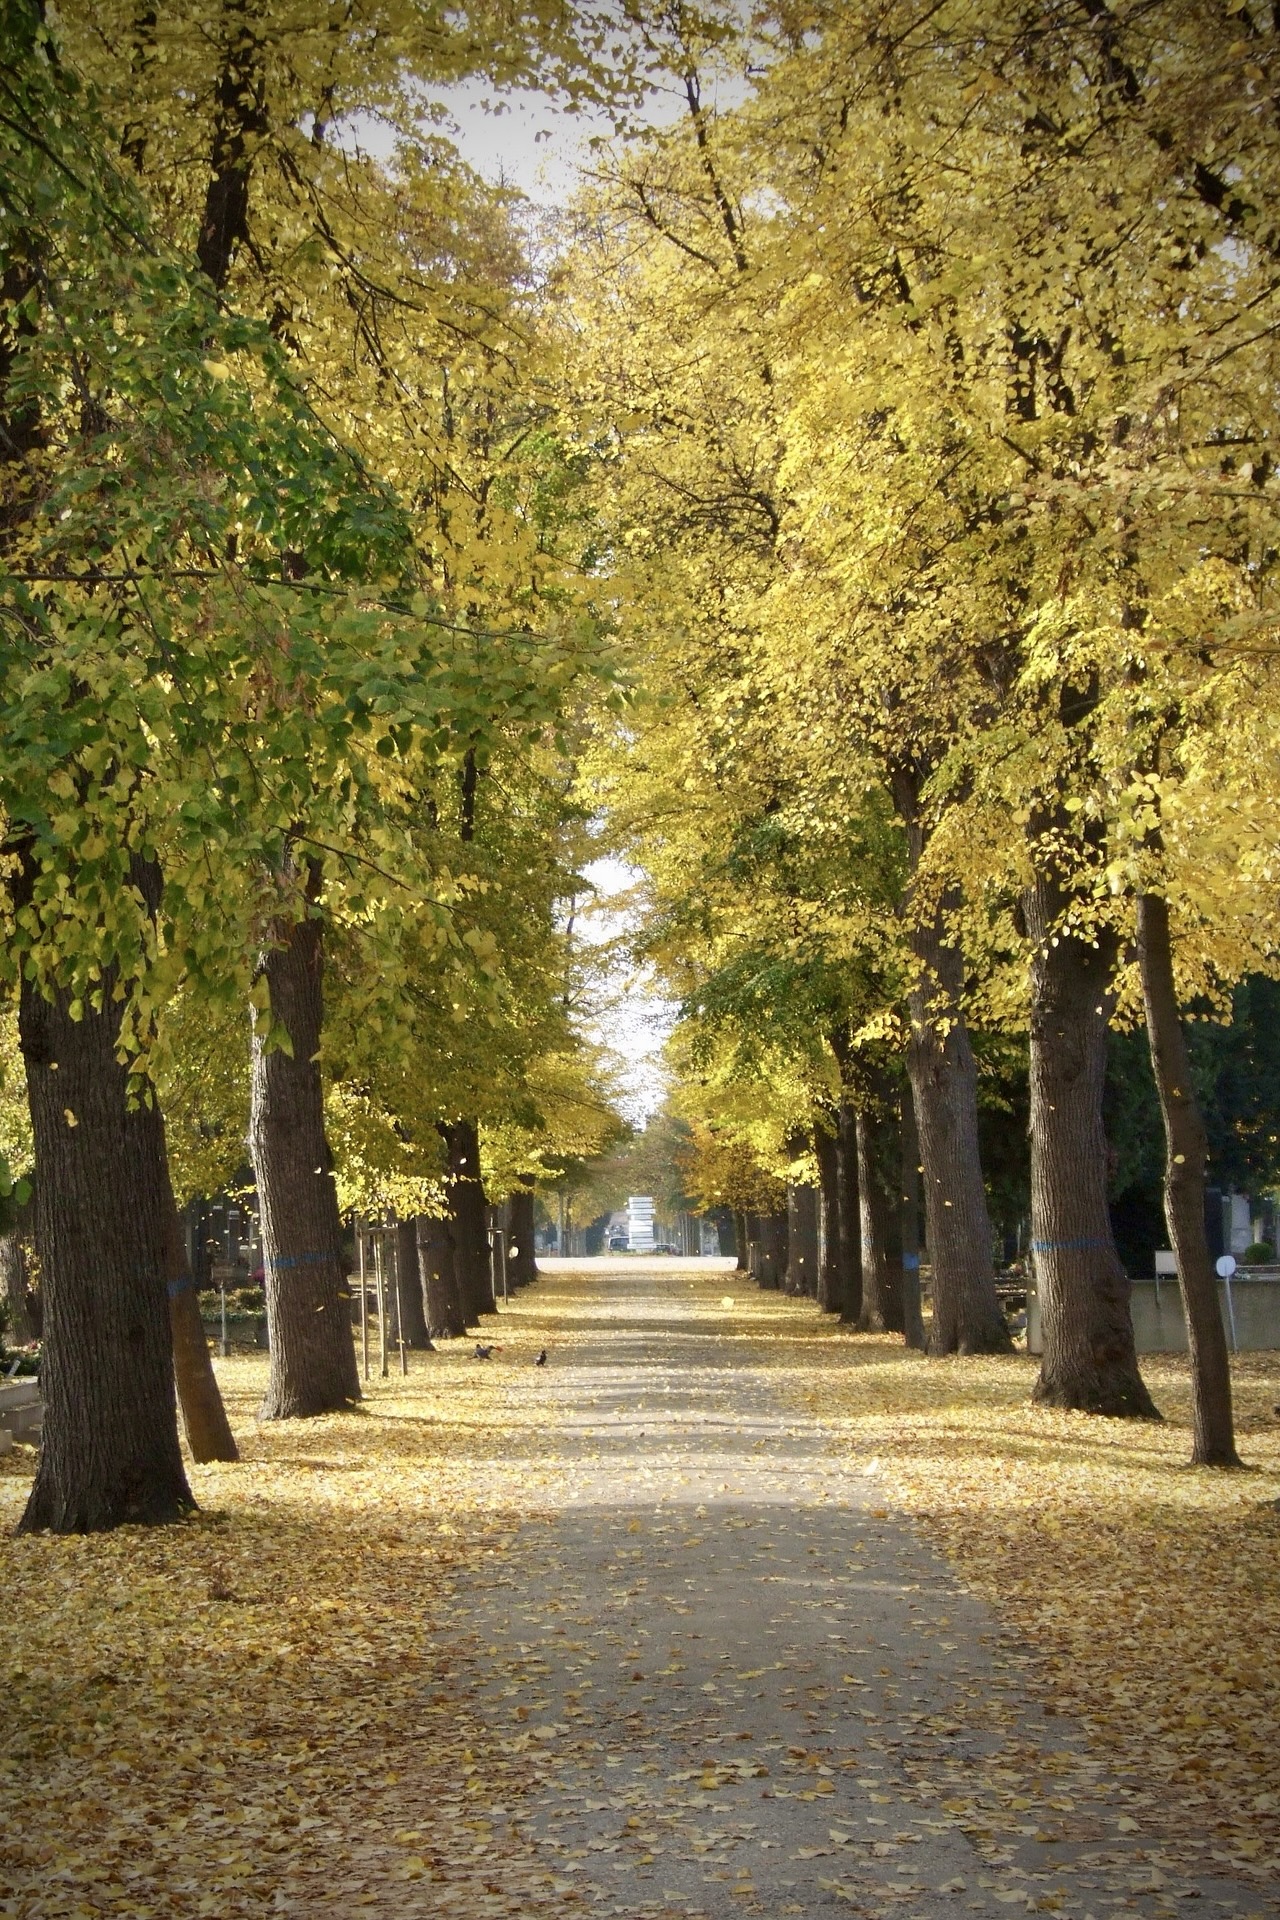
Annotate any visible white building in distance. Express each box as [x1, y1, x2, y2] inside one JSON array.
[[627, 1196, 656, 1253]]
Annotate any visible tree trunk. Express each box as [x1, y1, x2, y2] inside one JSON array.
[[440, 1119, 495, 1319], [815, 1127, 842, 1312], [856, 1109, 897, 1332], [504, 1187, 538, 1290], [416, 1214, 467, 1338], [165, 1188, 238, 1464], [757, 1212, 787, 1290], [837, 1104, 863, 1325], [899, 1088, 926, 1350], [786, 1183, 819, 1296], [1137, 893, 1238, 1463], [892, 768, 1010, 1355], [907, 910, 1012, 1354], [0, 1230, 34, 1346], [732, 1209, 748, 1274], [1025, 880, 1158, 1418], [745, 1213, 761, 1284], [249, 893, 360, 1419], [17, 966, 193, 1532], [394, 1217, 433, 1349]]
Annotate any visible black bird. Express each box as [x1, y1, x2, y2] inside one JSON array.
[[474, 1343, 495, 1360], [534, 1348, 547, 1367]]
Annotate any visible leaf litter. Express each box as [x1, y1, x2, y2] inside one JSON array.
[[782, 1316, 1280, 1903], [1, 1264, 1277, 1920], [0, 1347, 588, 1920]]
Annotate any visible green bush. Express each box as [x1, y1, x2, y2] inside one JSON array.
[[197, 1285, 265, 1318], [1242, 1240, 1277, 1264]]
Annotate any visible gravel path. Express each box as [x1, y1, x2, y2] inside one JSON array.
[[430, 1261, 1273, 1920]]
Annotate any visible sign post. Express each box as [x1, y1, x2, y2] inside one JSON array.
[[1216, 1253, 1239, 1353]]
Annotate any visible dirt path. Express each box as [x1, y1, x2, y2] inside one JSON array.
[[413, 1259, 1271, 1920]]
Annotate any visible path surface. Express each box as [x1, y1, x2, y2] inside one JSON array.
[[416, 1262, 1272, 1920]]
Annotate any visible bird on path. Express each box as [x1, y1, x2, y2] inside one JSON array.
[[474, 1343, 496, 1360], [534, 1348, 547, 1367]]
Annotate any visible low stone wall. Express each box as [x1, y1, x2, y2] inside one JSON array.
[[1027, 1271, 1280, 1355], [200, 1313, 268, 1349], [0, 1377, 42, 1446]]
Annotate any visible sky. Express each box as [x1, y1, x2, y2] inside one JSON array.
[[573, 857, 676, 1127], [419, 58, 749, 203], [420, 77, 624, 203]]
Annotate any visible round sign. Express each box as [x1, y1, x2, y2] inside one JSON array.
[[1216, 1254, 1237, 1278]]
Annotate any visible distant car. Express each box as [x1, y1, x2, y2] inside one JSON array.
[[654, 1243, 680, 1255], [608, 1236, 628, 1253]]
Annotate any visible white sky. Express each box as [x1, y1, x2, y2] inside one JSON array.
[[573, 857, 676, 1126], [419, 77, 624, 203], [418, 59, 749, 204]]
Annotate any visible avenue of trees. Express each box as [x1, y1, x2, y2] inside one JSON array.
[[572, 0, 1280, 1468], [2, 0, 1278, 1530], [0, 0, 631, 1529]]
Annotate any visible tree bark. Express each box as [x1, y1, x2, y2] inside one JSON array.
[[907, 909, 1012, 1354], [165, 1189, 238, 1464], [503, 1187, 538, 1290], [892, 766, 1010, 1355], [0, 1230, 34, 1346], [416, 1214, 467, 1338], [856, 1109, 898, 1332], [249, 886, 360, 1420], [1025, 879, 1158, 1418], [837, 1104, 863, 1325], [757, 1212, 787, 1290], [786, 1182, 819, 1296], [440, 1119, 495, 1320], [815, 1125, 842, 1312], [17, 964, 194, 1532], [899, 1088, 926, 1350], [196, 3, 268, 292], [394, 1217, 433, 1349], [1137, 893, 1238, 1463], [731, 1209, 747, 1274]]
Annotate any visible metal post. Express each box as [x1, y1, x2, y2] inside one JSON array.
[[219, 1271, 228, 1359], [1224, 1271, 1239, 1354], [358, 1214, 369, 1382]]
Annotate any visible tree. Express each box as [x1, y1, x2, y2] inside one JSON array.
[[567, 28, 1015, 1353], [2, 6, 605, 1516], [738, 3, 1280, 1416], [43, 0, 628, 1420], [32, 0, 624, 1424], [1137, 893, 1239, 1465]]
